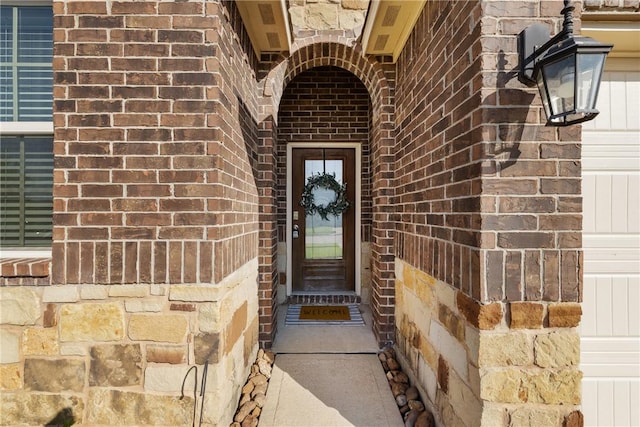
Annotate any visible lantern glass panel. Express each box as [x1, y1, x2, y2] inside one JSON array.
[[576, 52, 606, 111], [538, 53, 576, 117]]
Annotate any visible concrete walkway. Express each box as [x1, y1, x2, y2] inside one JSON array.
[[259, 305, 404, 427]]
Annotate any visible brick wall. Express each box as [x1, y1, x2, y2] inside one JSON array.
[[0, 1, 262, 425], [395, 0, 484, 299], [52, 0, 259, 286], [392, 1, 584, 425]]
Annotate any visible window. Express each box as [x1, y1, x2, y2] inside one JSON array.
[[0, 5, 53, 249]]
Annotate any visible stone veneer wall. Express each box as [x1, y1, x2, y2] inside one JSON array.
[[0, 261, 258, 426], [393, 1, 585, 426], [1, 1, 262, 425]]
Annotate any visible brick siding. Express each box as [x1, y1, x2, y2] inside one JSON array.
[[52, 0, 260, 286], [394, 0, 583, 304]]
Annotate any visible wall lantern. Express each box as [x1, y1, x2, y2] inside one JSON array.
[[518, 0, 612, 126]]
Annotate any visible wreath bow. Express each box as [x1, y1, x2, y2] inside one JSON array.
[[300, 172, 350, 220]]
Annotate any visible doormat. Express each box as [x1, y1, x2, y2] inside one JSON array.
[[285, 304, 365, 326], [300, 305, 351, 320]]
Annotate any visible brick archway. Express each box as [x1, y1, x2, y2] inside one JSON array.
[[257, 41, 396, 347]]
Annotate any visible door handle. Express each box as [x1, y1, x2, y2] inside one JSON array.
[[293, 224, 299, 239]]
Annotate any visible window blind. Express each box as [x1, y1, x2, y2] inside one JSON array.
[[0, 6, 53, 122], [0, 136, 53, 247]]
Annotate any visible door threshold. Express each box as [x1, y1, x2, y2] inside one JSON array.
[[287, 293, 361, 305]]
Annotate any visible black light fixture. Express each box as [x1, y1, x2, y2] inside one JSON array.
[[518, 0, 613, 126]]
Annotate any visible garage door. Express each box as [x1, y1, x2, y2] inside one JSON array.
[[581, 59, 640, 427]]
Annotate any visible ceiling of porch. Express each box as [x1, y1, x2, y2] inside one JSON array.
[[236, 0, 427, 63]]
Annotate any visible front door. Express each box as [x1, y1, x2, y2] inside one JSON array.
[[291, 147, 356, 292]]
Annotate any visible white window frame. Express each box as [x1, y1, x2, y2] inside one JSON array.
[[0, 0, 53, 257]]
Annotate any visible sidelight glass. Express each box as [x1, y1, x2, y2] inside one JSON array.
[[304, 159, 344, 260]]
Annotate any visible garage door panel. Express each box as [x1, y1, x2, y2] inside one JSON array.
[[629, 174, 640, 233], [583, 248, 640, 274], [595, 175, 613, 232], [583, 277, 640, 336], [583, 173, 639, 235], [583, 380, 640, 427], [585, 70, 640, 130], [583, 61, 639, 427]]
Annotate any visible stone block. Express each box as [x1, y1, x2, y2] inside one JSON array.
[[481, 368, 582, 404], [90, 344, 142, 386], [437, 356, 449, 393], [510, 407, 562, 427], [480, 403, 509, 427], [435, 280, 456, 312], [86, 389, 193, 425], [0, 288, 40, 325], [60, 302, 125, 341], [289, 6, 305, 28], [43, 303, 57, 327], [447, 369, 482, 427], [306, 3, 338, 30], [60, 343, 88, 356], [243, 315, 259, 366], [80, 285, 109, 300], [0, 393, 84, 426], [548, 303, 582, 328], [342, 0, 368, 9], [144, 364, 214, 393], [479, 332, 533, 367], [415, 274, 436, 310], [0, 364, 21, 389], [480, 368, 523, 403], [534, 331, 580, 368], [465, 325, 480, 366], [199, 302, 222, 333], [108, 285, 147, 297], [338, 10, 365, 30], [419, 333, 438, 371], [24, 358, 85, 392], [195, 332, 220, 364], [128, 314, 188, 343], [23, 327, 59, 356], [0, 330, 20, 363], [224, 301, 247, 355], [430, 320, 467, 379], [438, 303, 465, 343], [564, 410, 584, 427], [147, 344, 187, 364], [151, 284, 168, 296], [169, 285, 223, 302], [124, 299, 164, 312], [456, 292, 502, 330], [509, 302, 544, 329], [42, 285, 79, 303]]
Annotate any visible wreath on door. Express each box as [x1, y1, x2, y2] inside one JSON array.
[[300, 172, 350, 220]]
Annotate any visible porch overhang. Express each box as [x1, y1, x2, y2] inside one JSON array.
[[236, 0, 292, 58], [361, 0, 427, 63], [581, 19, 640, 58]]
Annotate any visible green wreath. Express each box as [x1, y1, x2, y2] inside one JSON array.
[[300, 172, 350, 220]]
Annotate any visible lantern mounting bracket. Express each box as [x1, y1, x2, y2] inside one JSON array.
[[518, 24, 565, 86], [518, 1, 575, 86]]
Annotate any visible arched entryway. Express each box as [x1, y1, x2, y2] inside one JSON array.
[[256, 42, 396, 348], [278, 66, 371, 301]]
